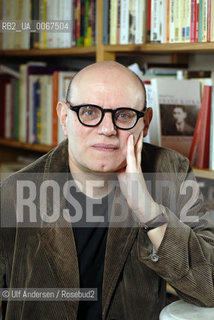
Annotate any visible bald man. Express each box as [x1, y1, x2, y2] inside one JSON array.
[[1, 62, 214, 320]]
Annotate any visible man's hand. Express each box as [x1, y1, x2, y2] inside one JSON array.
[[117, 132, 168, 250], [117, 132, 159, 223]]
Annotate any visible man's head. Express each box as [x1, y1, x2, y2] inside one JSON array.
[[173, 106, 187, 125], [57, 61, 152, 173]]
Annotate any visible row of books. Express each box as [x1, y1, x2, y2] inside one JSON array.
[[189, 84, 214, 170], [141, 73, 214, 170], [104, 0, 214, 45], [0, 63, 76, 145], [1, 0, 96, 50], [151, 0, 214, 43]]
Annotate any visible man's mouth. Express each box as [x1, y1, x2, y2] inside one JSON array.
[[92, 144, 119, 152]]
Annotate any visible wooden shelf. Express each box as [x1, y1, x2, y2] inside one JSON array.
[[103, 42, 214, 54], [0, 46, 96, 57], [0, 138, 54, 153], [193, 167, 214, 180]]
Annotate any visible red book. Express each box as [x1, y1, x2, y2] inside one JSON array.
[[196, 86, 212, 169], [195, 0, 199, 42], [188, 98, 203, 165], [0, 74, 12, 138]]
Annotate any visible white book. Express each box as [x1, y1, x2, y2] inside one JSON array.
[[120, 0, 129, 44], [185, 0, 191, 42], [151, 0, 161, 42], [46, 0, 54, 48], [209, 85, 214, 170], [3, 0, 15, 49], [169, 0, 175, 43], [154, 78, 201, 157], [202, 0, 208, 42], [57, 71, 76, 144], [211, 0, 214, 41], [62, 0, 72, 48], [5, 83, 12, 139], [18, 62, 46, 142], [174, 0, 180, 42], [135, 0, 146, 44], [144, 81, 161, 146], [160, 0, 168, 43], [21, 0, 31, 49]]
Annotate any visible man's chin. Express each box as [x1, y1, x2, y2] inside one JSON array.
[[90, 160, 126, 173]]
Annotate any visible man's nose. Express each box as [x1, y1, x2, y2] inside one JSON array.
[[97, 112, 117, 136]]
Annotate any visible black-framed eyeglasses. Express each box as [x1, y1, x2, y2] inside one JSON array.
[[66, 102, 146, 130]]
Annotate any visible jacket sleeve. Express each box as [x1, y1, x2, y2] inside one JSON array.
[[138, 159, 214, 307]]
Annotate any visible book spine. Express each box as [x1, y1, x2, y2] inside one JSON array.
[[202, 0, 208, 41], [195, 0, 200, 41], [199, 0, 203, 41], [190, 0, 195, 42], [174, 0, 180, 42], [209, 85, 214, 169], [90, 0, 96, 45], [207, 0, 211, 41], [147, 0, 151, 42], [52, 72, 58, 146], [39, 0, 47, 49], [5, 83, 11, 139], [14, 79, 19, 140], [19, 65, 27, 142], [169, 0, 175, 43], [211, 0, 214, 41], [185, 0, 191, 42], [72, 0, 77, 46], [135, 0, 146, 43], [110, 0, 118, 44], [116, 0, 121, 44], [166, 0, 170, 43], [10, 79, 15, 138], [120, 0, 129, 44], [197, 86, 212, 168], [151, 0, 161, 42], [128, 0, 136, 43], [75, 0, 81, 46], [84, 0, 90, 46], [180, 0, 186, 42], [103, 0, 110, 44], [79, 0, 85, 46]]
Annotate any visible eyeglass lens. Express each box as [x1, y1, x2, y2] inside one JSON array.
[[79, 105, 137, 128]]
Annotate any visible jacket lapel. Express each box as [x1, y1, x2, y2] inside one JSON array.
[[102, 187, 139, 319], [38, 139, 80, 317]]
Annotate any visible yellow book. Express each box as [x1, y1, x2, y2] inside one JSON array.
[[180, 0, 186, 42], [174, 0, 180, 42], [110, 0, 118, 44]]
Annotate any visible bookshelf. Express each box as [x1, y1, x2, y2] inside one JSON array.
[[0, 0, 214, 181]]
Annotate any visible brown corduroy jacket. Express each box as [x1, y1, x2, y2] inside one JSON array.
[[1, 140, 214, 320]]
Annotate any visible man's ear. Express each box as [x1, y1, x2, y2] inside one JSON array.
[[143, 107, 153, 137], [57, 101, 68, 136]]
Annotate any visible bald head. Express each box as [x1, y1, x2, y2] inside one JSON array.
[[66, 61, 146, 110]]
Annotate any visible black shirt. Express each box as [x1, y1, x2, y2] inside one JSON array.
[[66, 178, 114, 319]]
